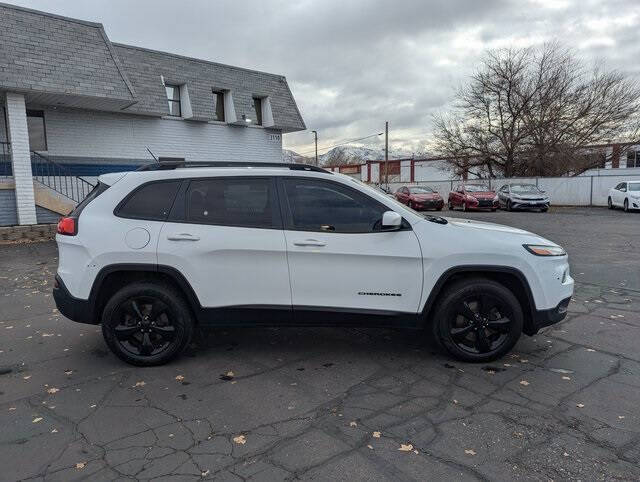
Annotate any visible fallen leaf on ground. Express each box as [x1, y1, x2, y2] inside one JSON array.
[[372, 431, 381, 438], [562, 376, 571, 380], [576, 403, 584, 408], [133, 381, 145, 387], [51, 429, 58, 433], [226, 371, 234, 377], [519, 380, 530, 386], [349, 421, 357, 427], [8, 407, 16, 411], [175, 375, 185, 382], [398, 443, 414, 452], [618, 415, 625, 419], [75, 462, 86, 470], [201, 470, 210, 477], [64, 370, 73, 375], [46, 388, 59, 394], [233, 435, 246, 445], [23, 375, 31, 380], [367, 444, 373, 450], [32, 417, 43, 423], [563, 452, 569, 457], [465, 449, 476, 456]]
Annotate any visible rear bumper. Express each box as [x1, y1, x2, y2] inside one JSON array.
[[527, 296, 571, 334], [53, 275, 98, 325]]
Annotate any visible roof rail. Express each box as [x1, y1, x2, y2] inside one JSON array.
[[136, 161, 330, 173]]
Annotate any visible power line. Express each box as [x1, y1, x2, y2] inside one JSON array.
[[296, 132, 384, 156]]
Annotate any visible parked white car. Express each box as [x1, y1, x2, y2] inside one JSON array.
[[608, 181, 640, 212], [53, 162, 573, 366]]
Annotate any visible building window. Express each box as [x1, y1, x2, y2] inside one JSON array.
[[26, 110, 47, 151], [253, 97, 262, 126], [627, 150, 638, 168], [213, 91, 225, 122], [165, 84, 181, 117]]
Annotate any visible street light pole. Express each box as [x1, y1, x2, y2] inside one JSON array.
[[311, 130, 318, 166], [384, 121, 389, 188]]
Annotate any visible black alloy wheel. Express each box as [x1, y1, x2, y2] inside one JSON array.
[[102, 282, 194, 366], [506, 200, 513, 211], [113, 296, 176, 357], [624, 199, 629, 212], [448, 294, 512, 355], [431, 278, 523, 362], [608, 197, 613, 209]]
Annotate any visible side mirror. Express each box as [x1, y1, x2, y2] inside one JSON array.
[[382, 211, 402, 230]]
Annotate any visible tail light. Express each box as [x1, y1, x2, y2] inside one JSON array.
[[57, 217, 77, 236]]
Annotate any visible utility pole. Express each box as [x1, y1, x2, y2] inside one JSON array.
[[311, 130, 318, 166], [384, 121, 389, 188]]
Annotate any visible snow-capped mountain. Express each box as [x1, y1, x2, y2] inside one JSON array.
[[283, 145, 429, 166]]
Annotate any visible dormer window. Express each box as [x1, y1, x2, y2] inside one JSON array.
[[213, 90, 225, 122], [252, 97, 262, 126], [165, 84, 181, 117]]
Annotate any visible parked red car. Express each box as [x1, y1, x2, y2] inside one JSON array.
[[395, 185, 444, 211], [448, 184, 498, 211]]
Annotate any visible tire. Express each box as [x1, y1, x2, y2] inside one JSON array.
[[607, 197, 613, 210], [491, 208, 497, 212], [506, 200, 513, 212], [624, 199, 629, 212], [430, 277, 523, 363], [436, 206, 443, 211], [541, 208, 548, 213], [102, 282, 194, 366]]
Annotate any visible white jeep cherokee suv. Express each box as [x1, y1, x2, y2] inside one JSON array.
[[53, 162, 573, 366]]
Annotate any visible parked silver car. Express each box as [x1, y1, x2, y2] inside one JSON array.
[[497, 183, 550, 212]]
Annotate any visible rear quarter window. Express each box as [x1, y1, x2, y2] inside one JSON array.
[[115, 180, 181, 221]]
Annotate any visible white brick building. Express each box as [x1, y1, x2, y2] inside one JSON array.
[[0, 3, 305, 226]]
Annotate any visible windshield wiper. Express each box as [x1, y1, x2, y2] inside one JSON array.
[[423, 214, 448, 224]]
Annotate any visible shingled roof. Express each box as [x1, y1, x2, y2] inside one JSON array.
[[0, 2, 305, 132], [113, 44, 306, 132], [0, 3, 136, 110]]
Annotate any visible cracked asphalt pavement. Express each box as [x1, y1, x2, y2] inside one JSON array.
[[0, 207, 639, 481]]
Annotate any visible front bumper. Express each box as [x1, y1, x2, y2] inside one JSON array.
[[467, 200, 498, 210], [512, 200, 550, 209], [413, 199, 444, 210], [53, 275, 98, 325], [528, 296, 571, 334]]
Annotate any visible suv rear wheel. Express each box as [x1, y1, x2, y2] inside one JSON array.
[[431, 278, 523, 362], [102, 282, 194, 366]]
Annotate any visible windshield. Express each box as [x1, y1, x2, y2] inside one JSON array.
[[409, 186, 434, 194], [511, 184, 541, 194], [464, 185, 490, 192], [629, 183, 640, 192]]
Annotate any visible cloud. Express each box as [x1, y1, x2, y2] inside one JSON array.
[[9, 0, 640, 155]]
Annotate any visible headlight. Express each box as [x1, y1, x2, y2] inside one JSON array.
[[523, 244, 566, 256]]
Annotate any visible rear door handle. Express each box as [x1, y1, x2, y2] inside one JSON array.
[[293, 239, 326, 247], [167, 233, 200, 241]]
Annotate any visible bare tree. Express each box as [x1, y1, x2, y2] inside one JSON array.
[[433, 43, 640, 178]]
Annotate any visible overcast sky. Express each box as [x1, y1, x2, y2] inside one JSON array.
[[10, 0, 640, 156]]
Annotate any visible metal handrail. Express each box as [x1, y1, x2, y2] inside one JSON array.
[[0, 142, 11, 177], [30, 150, 95, 203]]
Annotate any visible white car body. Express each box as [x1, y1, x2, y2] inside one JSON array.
[[53, 163, 573, 364], [608, 181, 640, 211]]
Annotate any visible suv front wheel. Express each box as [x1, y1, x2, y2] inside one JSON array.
[[102, 282, 194, 366], [431, 278, 523, 362]]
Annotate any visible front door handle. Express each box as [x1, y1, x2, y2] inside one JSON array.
[[293, 239, 326, 247], [167, 233, 200, 241]]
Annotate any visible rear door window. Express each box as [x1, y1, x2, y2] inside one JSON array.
[[116, 180, 181, 221], [185, 177, 279, 229]]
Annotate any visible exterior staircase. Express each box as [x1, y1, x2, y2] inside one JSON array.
[[0, 142, 95, 216]]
